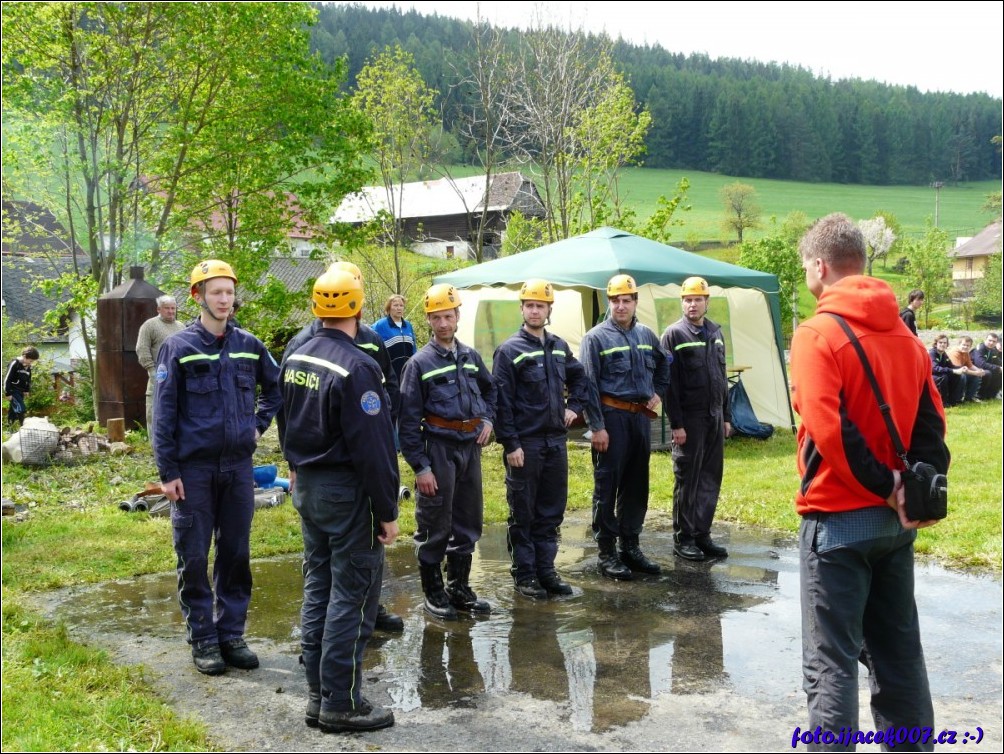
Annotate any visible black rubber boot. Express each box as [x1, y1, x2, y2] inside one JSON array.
[[619, 535, 662, 574], [696, 535, 728, 558], [374, 604, 405, 632], [305, 689, 321, 728], [514, 577, 548, 599], [445, 554, 491, 614], [538, 571, 573, 596], [419, 562, 458, 621], [597, 539, 633, 581]]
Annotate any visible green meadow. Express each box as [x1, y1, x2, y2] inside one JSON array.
[[613, 167, 996, 242]]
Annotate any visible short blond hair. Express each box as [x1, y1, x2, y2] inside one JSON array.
[[384, 294, 405, 315], [799, 213, 866, 274]]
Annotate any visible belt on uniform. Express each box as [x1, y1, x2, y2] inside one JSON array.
[[424, 414, 483, 432], [601, 395, 658, 419]]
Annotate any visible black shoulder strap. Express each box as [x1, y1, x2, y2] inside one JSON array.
[[824, 313, 909, 462]]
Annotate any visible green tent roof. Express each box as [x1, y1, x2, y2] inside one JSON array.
[[436, 226, 779, 293]]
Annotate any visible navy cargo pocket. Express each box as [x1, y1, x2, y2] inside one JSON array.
[[185, 376, 219, 417], [236, 373, 256, 415], [171, 507, 193, 529]]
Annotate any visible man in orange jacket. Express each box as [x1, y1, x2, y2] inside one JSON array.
[[790, 213, 949, 749]]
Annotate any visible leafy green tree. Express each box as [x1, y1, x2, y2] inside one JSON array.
[[737, 235, 802, 335], [500, 211, 547, 256], [778, 211, 811, 247], [502, 30, 625, 241], [452, 19, 515, 262], [972, 253, 1002, 321], [903, 222, 953, 328], [570, 70, 652, 233], [719, 182, 761, 244], [352, 45, 437, 293], [3, 2, 370, 389]]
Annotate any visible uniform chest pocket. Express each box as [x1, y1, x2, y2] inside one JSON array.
[[606, 353, 630, 374], [553, 357, 567, 381], [185, 375, 219, 417], [681, 346, 708, 371], [235, 372, 256, 415], [518, 361, 546, 383], [429, 375, 460, 402], [642, 352, 656, 371]]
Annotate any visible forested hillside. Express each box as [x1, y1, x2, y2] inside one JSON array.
[[309, 3, 1001, 186]]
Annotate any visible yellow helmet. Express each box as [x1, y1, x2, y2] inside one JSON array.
[[606, 274, 638, 297], [312, 269, 364, 318], [424, 283, 461, 314], [190, 259, 237, 291], [680, 276, 710, 297], [519, 278, 554, 303], [328, 260, 362, 283]]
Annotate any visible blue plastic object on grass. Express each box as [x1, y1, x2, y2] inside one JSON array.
[[253, 464, 278, 488]]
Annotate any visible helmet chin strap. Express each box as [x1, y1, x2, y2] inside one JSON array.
[[199, 299, 229, 323], [196, 285, 231, 324]]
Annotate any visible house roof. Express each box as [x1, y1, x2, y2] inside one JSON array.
[[2, 198, 86, 258], [1, 255, 91, 341], [332, 172, 543, 224], [133, 178, 322, 242], [952, 221, 1002, 258], [167, 256, 327, 313]]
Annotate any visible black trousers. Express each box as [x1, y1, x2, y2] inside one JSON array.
[[591, 408, 650, 542], [414, 437, 484, 565], [671, 412, 724, 543], [505, 436, 568, 581]]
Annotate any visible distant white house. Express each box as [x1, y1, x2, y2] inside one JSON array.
[[951, 220, 1002, 295], [332, 172, 546, 259]]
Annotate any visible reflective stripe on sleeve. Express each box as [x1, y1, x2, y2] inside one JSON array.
[[286, 353, 349, 376]]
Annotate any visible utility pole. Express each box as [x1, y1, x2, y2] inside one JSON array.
[[931, 181, 945, 227]]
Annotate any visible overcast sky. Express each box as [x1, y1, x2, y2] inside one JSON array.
[[345, 1, 1003, 98]]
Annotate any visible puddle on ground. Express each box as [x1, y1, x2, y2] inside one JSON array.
[[51, 511, 1002, 733]]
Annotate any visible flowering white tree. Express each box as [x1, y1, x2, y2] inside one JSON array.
[[857, 216, 897, 276]]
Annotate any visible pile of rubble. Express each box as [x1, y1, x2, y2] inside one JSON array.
[[1, 417, 131, 465]]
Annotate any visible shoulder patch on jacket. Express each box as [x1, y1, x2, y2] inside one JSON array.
[[360, 390, 382, 416]]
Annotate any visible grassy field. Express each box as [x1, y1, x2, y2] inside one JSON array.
[[613, 167, 996, 243]]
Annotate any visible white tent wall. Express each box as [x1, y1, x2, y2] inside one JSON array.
[[456, 284, 791, 428]]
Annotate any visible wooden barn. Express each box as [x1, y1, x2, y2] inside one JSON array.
[[332, 172, 546, 260]]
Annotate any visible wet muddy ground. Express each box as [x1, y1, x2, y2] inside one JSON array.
[[32, 511, 1002, 751]]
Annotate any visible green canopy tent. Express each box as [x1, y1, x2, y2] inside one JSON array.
[[435, 226, 794, 429]]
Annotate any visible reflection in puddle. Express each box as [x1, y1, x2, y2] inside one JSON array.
[[46, 511, 1001, 733]]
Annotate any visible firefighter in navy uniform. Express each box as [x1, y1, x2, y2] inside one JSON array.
[[279, 269, 399, 733], [154, 260, 282, 676], [280, 260, 403, 634], [660, 276, 732, 562], [283, 262, 400, 429], [580, 274, 671, 581], [492, 279, 590, 598], [399, 284, 497, 620]]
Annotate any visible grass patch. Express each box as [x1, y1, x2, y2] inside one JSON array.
[[1, 595, 214, 752]]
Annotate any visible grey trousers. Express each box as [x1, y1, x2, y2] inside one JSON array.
[[800, 510, 934, 752]]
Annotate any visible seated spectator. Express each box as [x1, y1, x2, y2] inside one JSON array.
[[929, 334, 964, 407], [971, 332, 1003, 400], [946, 336, 986, 403]]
